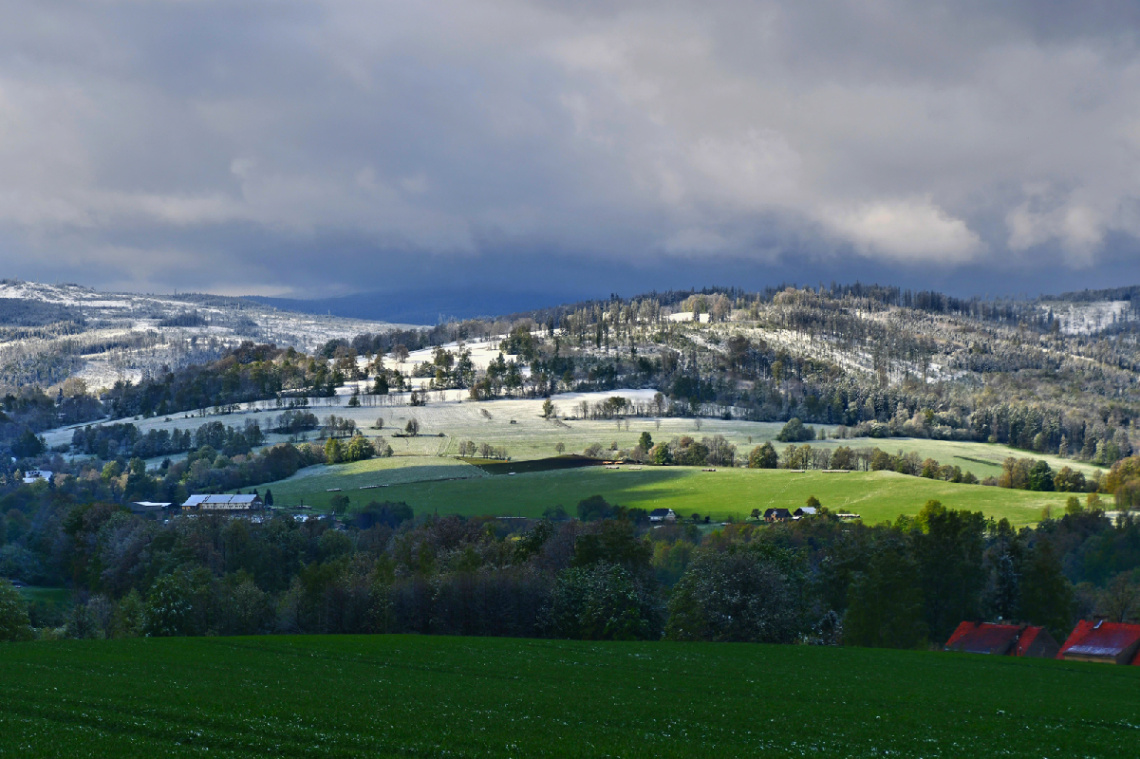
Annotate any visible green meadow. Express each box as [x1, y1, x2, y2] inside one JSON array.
[[0, 635, 1136, 758], [264, 463, 1079, 527], [261, 454, 485, 506]]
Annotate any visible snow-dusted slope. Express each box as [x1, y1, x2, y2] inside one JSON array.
[[0, 279, 419, 390], [1039, 300, 1134, 335]]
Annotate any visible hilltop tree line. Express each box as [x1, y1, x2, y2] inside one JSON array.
[[104, 344, 347, 418], [70, 420, 266, 460]]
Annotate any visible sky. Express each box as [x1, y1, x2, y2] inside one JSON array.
[[2, 0, 1140, 304]]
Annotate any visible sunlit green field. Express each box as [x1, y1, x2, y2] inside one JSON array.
[[265, 464, 1079, 527], [0, 635, 1136, 758], [260, 455, 485, 507]]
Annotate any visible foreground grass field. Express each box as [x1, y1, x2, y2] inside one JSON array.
[[267, 465, 1078, 526], [0, 635, 1136, 758]]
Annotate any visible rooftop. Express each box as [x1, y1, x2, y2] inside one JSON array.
[[1058, 621, 1140, 664]]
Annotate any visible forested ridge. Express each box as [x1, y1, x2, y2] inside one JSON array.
[[334, 284, 1140, 467], [4, 283, 1140, 477]]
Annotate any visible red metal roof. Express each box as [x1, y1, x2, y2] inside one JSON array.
[[945, 622, 1021, 655], [1058, 621, 1140, 664], [945, 621, 1057, 657], [1016, 626, 1040, 656]]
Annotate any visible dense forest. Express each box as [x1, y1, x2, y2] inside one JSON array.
[[2, 491, 1137, 647]]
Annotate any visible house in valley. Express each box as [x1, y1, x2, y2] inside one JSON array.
[[22, 469, 52, 484], [182, 494, 265, 515], [944, 621, 1059, 658], [1057, 620, 1140, 665]]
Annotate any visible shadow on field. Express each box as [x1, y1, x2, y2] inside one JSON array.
[[364, 466, 699, 519]]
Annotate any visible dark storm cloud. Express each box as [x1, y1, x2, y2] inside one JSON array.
[[0, 0, 1138, 300]]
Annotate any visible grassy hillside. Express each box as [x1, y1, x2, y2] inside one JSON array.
[[261, 454, 485, 505], [265, 464, 1078, 526], [0, 636, 1136, 758], [42, 391, 1102, 483]]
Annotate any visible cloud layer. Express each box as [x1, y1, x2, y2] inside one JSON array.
[[1, 0, 1139, 296]]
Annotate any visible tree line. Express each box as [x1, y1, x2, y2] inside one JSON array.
[[2, 496, 1137, 646]]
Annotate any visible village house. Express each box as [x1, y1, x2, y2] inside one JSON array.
[[764, 508, 793, 523], [182, 494, 265, 515], [1057, 620, 1140, 665], [648, 508, 677, 523], [944, 621, 1059, 658], [22, 469, 52, 484], [792, 506, 817, 519]]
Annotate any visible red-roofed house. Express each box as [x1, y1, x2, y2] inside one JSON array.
[[1057, 620, 1140, 665], [944, 621, 1059, 658]]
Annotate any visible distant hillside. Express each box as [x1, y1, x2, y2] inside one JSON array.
[[250, 287, 582, 324], [0, 279, 414, 392], [261, 281, 1140, 335]]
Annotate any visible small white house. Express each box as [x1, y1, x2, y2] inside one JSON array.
[[649, 508, 677, 523], [22, 469, 52, 485]]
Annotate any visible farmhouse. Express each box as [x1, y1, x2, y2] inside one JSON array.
[[22, 469, 52, 484], [944, 622, 1059, 658], [182, 494, 265, 514], [793, 507, 818, 519], [649, 508, 677, 523], [1057, 620, 1140, 665], [764, 508, 793, 523]]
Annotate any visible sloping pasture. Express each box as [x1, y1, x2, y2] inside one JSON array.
[[263, 465, 1079, 526]]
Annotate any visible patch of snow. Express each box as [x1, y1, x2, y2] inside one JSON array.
[[1040, 300, 1132, 335]]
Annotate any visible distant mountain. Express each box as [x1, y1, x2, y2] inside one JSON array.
[[248, 288, 585, 325], [0, 279, 409, 392], [6, 276, 1140, 394]]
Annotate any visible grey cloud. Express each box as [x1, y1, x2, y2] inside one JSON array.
[[0, 0, 1137, 298]]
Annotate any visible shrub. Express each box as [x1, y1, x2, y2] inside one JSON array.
[[0, 580, 33, 642], [542, 563, 659, 641], [666, 546, 801, 643]]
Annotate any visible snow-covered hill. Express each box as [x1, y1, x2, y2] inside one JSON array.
[[0, 279, 419, 391]]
